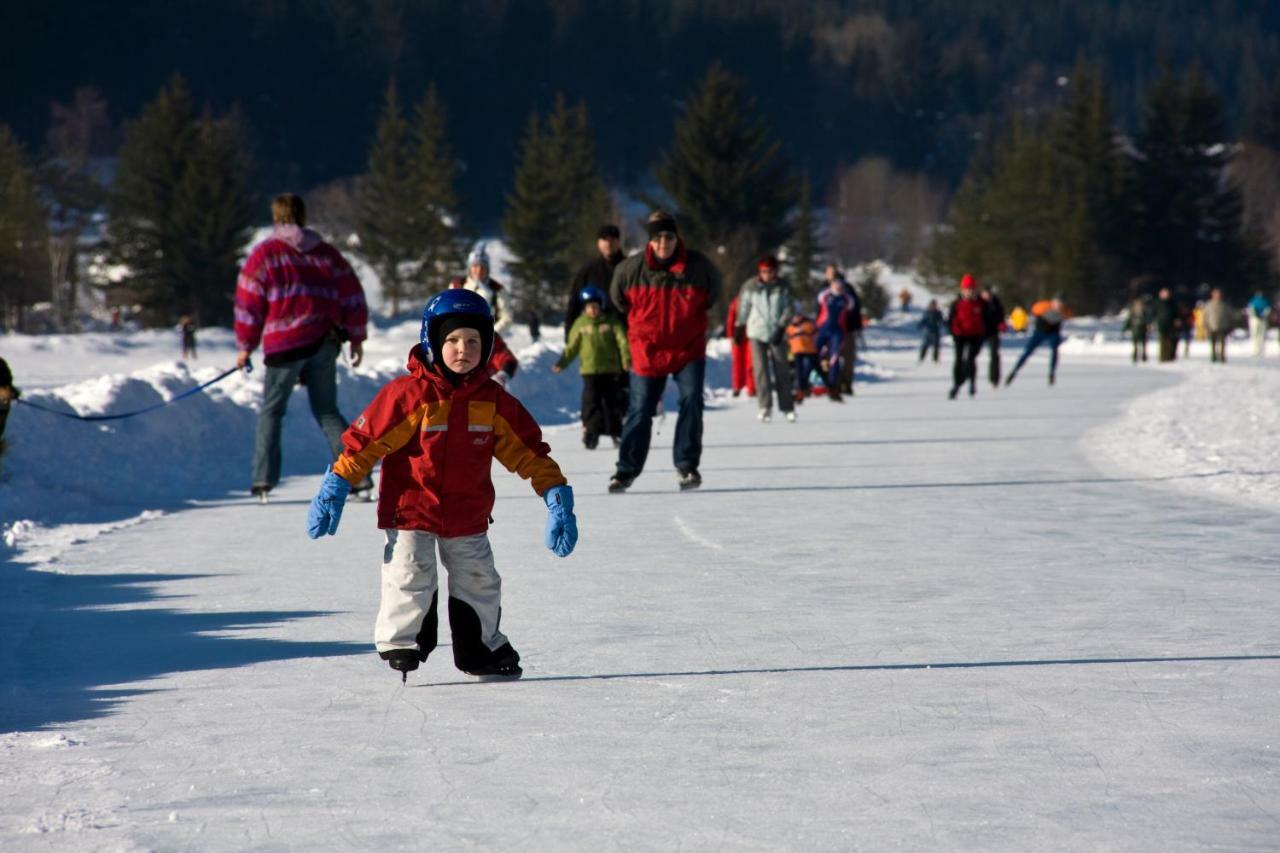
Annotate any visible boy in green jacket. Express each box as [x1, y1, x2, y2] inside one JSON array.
[[553, 285, 631, 449]]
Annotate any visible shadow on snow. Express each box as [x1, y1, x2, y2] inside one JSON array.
[[0, 559, 364, 732]]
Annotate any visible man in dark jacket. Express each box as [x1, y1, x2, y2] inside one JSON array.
[[608, 210, 721, 493], [980, 284, 1006, 387], [566, 224, 627, 337], [1152, 287, 1181, 362]]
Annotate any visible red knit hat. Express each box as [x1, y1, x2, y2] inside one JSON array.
[[758, 255, 780, 271], [959, 273, 977, 290]]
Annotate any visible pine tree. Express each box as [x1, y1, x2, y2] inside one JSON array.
[[107, 74, 197, 324], [655, 62, 798, 286], [1129, 65, 1261, 301], [169, 111, 253, 326], [503, 96, 612, 316], [1048, 66, 1126, 312], [926, 116, 1059, 308], [546, 95, 612, 275], [41, 87, 111, 330], [0, 125, 49, 331], [357, 78, 421, 316], [786, 171, 822, 299], [503, 112, 566, 315], [410, 83, 463, 297]]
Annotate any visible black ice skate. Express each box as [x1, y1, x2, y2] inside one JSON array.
[[250, 484, 271, 505], [677, 469, 702, 491], [608, 474, 635, 494], [462, 645, 523, 680], [381, 648, 422, 683]]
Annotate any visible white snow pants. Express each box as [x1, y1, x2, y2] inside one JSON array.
[[1248, 315, 1267, 356], [374, 529, 509, 658]]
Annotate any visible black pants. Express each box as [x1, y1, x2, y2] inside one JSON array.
[[1131, 335, 1147, 363], [1210, 332, 1228, 363], [919, 333, 940, 362], [951, 336, 983, 394], [1158, 333, 1178, 362], [985, 335, 1001, 385], [582, 373, 628, 440]]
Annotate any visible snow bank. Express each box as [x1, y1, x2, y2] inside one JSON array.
[[1083, 361, 1280, 512]]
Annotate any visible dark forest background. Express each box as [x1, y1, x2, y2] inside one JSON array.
[[3, 0, 1280, 327], [7, 0, 1278, 226]]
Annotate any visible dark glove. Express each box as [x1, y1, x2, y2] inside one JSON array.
[[769, 328, 785, 347], [307, 470, 351, 538], [543, 485, 577, 558], [733, 325, 747, 345]]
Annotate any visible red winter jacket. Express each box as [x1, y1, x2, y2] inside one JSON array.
[[609, 240, 721, 377], [234, 225, 367, 362], [332, 348, 566, 537], [949, 296, 987, 337]]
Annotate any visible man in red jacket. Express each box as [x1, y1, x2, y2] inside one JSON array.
[[234, 193, 369, 500], [946, 273, 988, 399], [607, 210, 721, 492]]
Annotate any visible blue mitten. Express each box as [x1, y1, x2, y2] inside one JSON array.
[[307, 470, 352, 539], [543, 484, 577, 558]]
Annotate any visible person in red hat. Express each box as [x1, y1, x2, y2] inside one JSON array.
[[735, 255, 796, 422], [946, 273, 988, 399]]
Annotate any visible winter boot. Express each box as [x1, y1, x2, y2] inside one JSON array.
[[608, 473, 635, 494], [250, 484, 271, 505]]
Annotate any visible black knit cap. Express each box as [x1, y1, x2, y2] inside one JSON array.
[[597, 224, 621, 240], [646, 210, 678, 238], [433, 313, 493, 380]]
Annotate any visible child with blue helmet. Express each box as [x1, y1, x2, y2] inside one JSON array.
[[305, 288, 577, 681], [552, 285, 631, 449]]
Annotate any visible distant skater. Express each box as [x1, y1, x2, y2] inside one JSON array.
[[1006, 295, 1072, 386]]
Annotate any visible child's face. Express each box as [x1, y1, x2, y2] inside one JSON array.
[[442, 327, 483, 374], [585, 302, 602, 318]]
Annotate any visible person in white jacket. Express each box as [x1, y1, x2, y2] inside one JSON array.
[[459, 244, 513, 333]]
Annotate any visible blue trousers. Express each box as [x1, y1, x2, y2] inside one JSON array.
[[815, 328, 843, 389], [616, 359, 705, 478], [252, 341, 348, 489], [1011, 329, 1061, 378]]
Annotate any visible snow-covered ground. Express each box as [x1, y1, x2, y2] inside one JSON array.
[[2, 290, 1279, 850]]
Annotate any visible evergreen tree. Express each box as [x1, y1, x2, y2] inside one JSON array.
[[411, 83, 464, 297], [786, 171, 822, 299], [926, 116, 1059, 308], [502, 96, 611, 316], [0, 125, 49, 331], [546, 95, 612, 275], [357, 78, 420, 316], [1129, 65, 1260, 301], [503, 112, 566, 315], [106, 74, 197, 324], [41, 87, 111, 330], [169, 111, 253, 326], [1047, 66, 1126, 312], [655, 62, 798, 286]]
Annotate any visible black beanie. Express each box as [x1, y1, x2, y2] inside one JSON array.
[[646, 210, 678, 238], [432, 313, 493, 379]]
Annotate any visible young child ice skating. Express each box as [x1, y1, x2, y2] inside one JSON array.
[[305, 289, 578, 681], [552, 285, 631, 449]]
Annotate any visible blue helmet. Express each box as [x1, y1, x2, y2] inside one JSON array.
[[579, 285, 607, 307], [419, 288, 494, 366]]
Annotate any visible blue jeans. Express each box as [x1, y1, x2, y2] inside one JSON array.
[[1011, 329, 1061, 378], [252, 341, 348, 489], [616, 359, 705, 478]]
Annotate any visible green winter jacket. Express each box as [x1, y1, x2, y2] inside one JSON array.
[[556, 311, 630, 375]]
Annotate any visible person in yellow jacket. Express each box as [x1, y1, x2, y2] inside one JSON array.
[[1005, 295, 1073, 386], [1008, 305, 1029, 333]]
